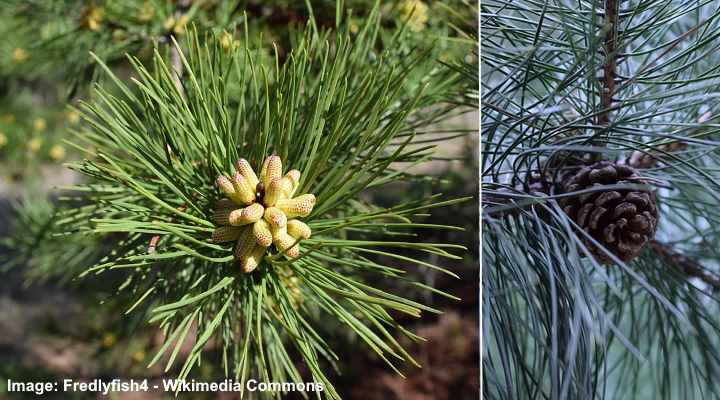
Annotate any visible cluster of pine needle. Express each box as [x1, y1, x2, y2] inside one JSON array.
[[0, 5, 476, 399]]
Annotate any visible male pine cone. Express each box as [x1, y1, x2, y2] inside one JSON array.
[[212, 156, 315, 273], [560, 161, 659, 264]]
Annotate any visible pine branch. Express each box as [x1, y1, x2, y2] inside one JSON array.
[[483, 1, 720, 396], [45, 12, 471, 395], [598, 0, 618, 127], [649, 240, 720, 291], [625, 111, 711, 169]]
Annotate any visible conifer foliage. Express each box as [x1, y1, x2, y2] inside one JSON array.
[[484, 1, 720, 399], [46, 9, 471, 398]]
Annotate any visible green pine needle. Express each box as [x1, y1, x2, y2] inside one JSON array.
[[51, 14, 470, 398]]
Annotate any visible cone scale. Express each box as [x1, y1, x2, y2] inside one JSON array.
[[560, 160, 659, 264]]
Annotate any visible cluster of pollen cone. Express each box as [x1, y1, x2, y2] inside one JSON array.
[[212, 155, 315, 273]]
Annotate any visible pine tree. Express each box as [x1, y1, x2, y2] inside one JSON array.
[[483, 1, 720, 398], [0, 1, 477, 398]]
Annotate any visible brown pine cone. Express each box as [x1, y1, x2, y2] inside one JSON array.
[[521, 171, 553, 195], [561, 160, 659, 264], [520, 154, 591, 196]]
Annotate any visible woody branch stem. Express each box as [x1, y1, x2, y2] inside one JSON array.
[[599, 0, 618, 127], [650, 240, 720, 290]]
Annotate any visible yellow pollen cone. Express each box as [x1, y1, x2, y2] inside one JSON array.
[[269, 224, 286, 242], [234, 226, 256, 261], [259, 157, 270, 181], [253, 219, 273, 247], [219, 31, 239, 51], [285, 169, 300, 186], [217, 175, 246, 206], [27, 138, 42, 153], [263, 207, 287, 228], [274, 232, 300, 258], [262, 155, 282, 186], [213, 199, 236, 225], [66, 109, 80, 124], [236, 158, 260, 188], [287, 219, 311, 240], [232, 172, 256, 205], [33, 118, 47, 132], [163, 17, 175, 31], [137, 1, 155, 22], [264, 178, 286, 207], [173, 15, 190, 35], [276, 194, 316, 218], [12, 48, 28, 62], [241, 245, 265, 273], [229, 203, 264, 226], [212, 226, 243, 243], [84, 6, 105, 31], [49, 144, 66, 161], [278, 177, 294, 197]]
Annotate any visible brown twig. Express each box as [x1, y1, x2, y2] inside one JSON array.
[[649, 240, 720, 290], [146, 205, 187, 253], [598, 0, 618, 127], [625, 111, 710, 169], [625, 141, 688, 169], [147, 235, 160, 254]]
